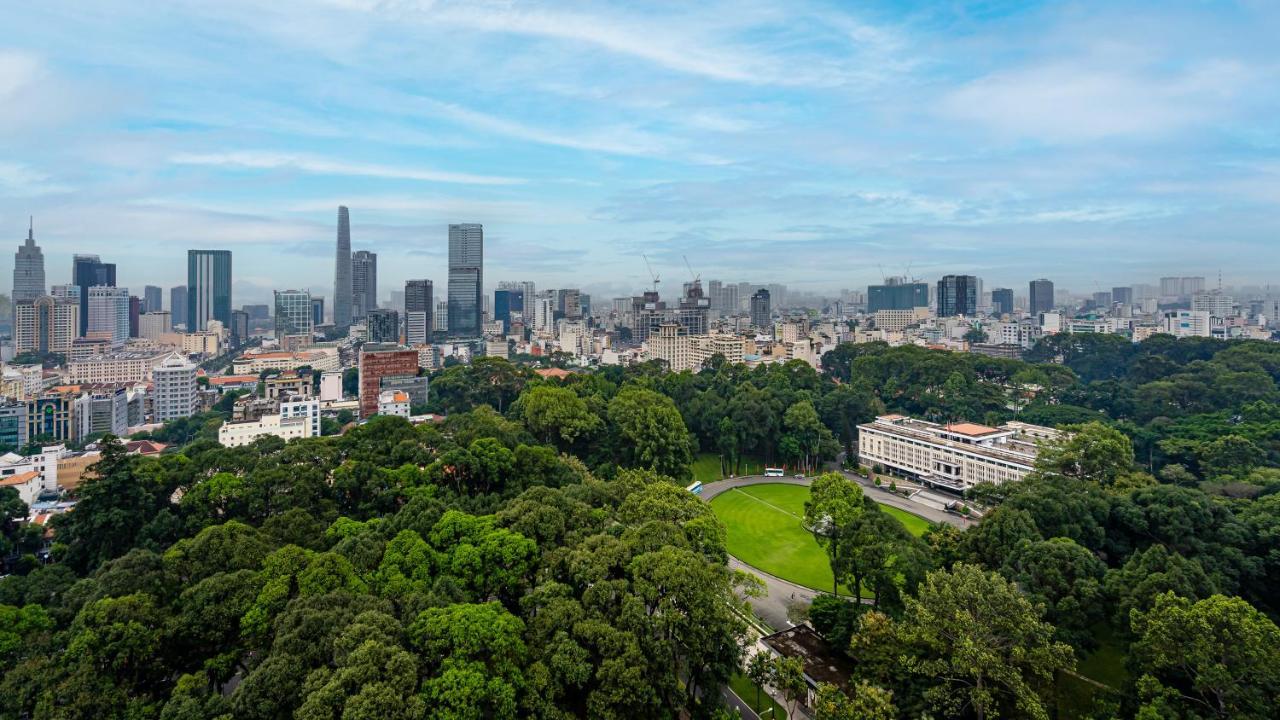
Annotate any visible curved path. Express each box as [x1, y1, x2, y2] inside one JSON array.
[[701, 474, 965, 629]]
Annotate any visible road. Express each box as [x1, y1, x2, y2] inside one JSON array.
[[701, 473, 968, 629]]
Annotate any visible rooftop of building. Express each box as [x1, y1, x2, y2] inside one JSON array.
[[124, 440, 168, 455], [0, 470, 41, 487], [70, 350, 173, 362], [860, 414, 1059, 466], [534, 368, 573, 379], [942, 422, 1002, 438], [761, 624, 854, 691], [208, 375, 260, 386]]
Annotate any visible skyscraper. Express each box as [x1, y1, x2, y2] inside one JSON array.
[[405, 279, 433, 345], [12, 218, 45, 304], [14, 296, 77, 355], [750, 288, 771, 328], [351, 250, 377, 320], [867, 277, 929, 312], [170, 286, 188, 330], [333, 206, 353, 330], [991, 288, 1014, 316], [447, 223, 483, 337], [87, 286, 130, 345], [274, 289, 313, 343], [937, 275, 978, 317], [494, 287, 522, 334], [367, 308, 400, 343], [143, 285, 163, 313], [73, 254, 116, 336], [311, 297, 325, 327], [187, 249, 232, 331], [1112, 286, 1134, 306], [1029, 278, 1055, 315], [129, 296, 142, 337]]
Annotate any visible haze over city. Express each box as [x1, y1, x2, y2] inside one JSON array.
[[2, 1, 1279, 303]]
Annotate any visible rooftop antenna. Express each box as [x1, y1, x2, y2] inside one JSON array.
[[27, 216, 33, 241], [642, 254, 660, 295]]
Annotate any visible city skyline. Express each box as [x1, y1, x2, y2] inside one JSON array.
[[2, 2, 1279, 299]]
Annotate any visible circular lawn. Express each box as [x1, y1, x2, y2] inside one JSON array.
[[709, 483, 931, 594]]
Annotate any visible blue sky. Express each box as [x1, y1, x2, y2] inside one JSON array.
[[1, 0, 1278, 304]]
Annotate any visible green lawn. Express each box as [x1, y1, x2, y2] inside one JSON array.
[[729, 672, 786, 719], [710, 483, 931, 594], [691, 452, 766, 485]]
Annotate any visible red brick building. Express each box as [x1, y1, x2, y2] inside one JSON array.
[[358, 345, 419, 418]]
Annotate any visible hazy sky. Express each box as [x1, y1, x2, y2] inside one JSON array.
[[2, 0, 1279, 304]]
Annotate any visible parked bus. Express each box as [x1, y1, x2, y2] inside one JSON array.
[[685, 481, 703, 495], [764, 467, 784, 477]]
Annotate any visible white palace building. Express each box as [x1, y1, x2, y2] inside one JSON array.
[[857, 414, 1062, 492]]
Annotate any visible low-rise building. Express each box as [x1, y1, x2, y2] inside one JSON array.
[[857, 414, 1061, 492], [231, 348, 340, 374], [378, 390, 411, 418], [68, 350, 171, 385]]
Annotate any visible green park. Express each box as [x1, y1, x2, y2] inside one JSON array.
[[710, 482, 932, 593]]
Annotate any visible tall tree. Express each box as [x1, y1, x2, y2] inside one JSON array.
[[804, 473, 865, 596], [899, 564, 1074, 720], [607, 387, 694, 479], [1130, 592, 1280, 720]]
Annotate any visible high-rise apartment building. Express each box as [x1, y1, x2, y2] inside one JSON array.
[[334, 206, 353, 329], [170, 286, 188, 330], [1160, 276, 1205, 298], [187, 249, 232, 331], [152, 353, 199, 422], [274, 290, 313, 344], [868, 278, 929, 313], [405, 279, 433, 345], [14, 296, 77, 355], [937, 275, 978, 317], [87, 286, 131, 345], [351, 250, 377, 320], [750, 289, 771, 329], [73, 254, 115, 336], [1029, 279, 1055, 315], [447, 223, 483, 337], [1191, 290, 1233, 318], [991, 288, 1014, 316], [12, 219, 45, 305], [1091, 291, 1113, 310], [367, 308, 400, 344], [1111, 287, 1133, 306], [143, 285, 163, 313]]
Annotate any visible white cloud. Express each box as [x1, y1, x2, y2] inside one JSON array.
[[0, 51, 42, 100], [169, 151, 523, 185], [418, 99, 672, 157], [941, 58, 1251, 142], [0, 162, 72, 196]]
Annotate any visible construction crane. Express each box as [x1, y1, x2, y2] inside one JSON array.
[[642, 254, 660, 295], [683, 255, 701, 284]]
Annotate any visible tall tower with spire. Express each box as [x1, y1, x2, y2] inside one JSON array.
[[334, 206, 352, 329], [13, 217, 46, 304]]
